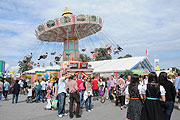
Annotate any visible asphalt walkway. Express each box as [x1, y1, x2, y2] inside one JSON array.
[[0, 95, 179, 120]]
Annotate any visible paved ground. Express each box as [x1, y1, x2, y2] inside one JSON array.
[[0, 95, 179, 120]]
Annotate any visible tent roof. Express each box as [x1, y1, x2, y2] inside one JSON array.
[[24, 66, 60, 74], [88, 56, 148, 73]]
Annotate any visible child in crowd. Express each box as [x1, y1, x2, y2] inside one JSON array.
[[104, 81, 109, 100], [26, 86, 32, 103], [44, 89, 52, 110], [99, 79, 105, 103]]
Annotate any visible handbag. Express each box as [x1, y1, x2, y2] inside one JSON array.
[[11, 87, 14, 92], [51, 99, 58, 109]]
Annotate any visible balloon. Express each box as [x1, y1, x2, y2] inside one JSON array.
[[44, 74, 49, 79]]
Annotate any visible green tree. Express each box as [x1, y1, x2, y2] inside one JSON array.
[[124, 70, 133, 79], [79, 54, 90, 62], [19, 64, 33, 73], [172, 67, 180, 73], [95, 48, 112, 61], [118, 54, 132, 59], [18, 57, 33, 73]]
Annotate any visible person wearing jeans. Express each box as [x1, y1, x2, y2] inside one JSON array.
[[35, 89, 41, 103], [56, 73, 71, 118], [159, 72, 176, 120], [85, 95, 92, 111], [34, 80, 41, 103], [85, 77, 93, 112], [12, 94, 19, 103], [4, 80, 10, 100], [12, 80, 20, 104], [57, 92, 66, 116], [92, 78, 99, 100], [40, 79, 46, 102]]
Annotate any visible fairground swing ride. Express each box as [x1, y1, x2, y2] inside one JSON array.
[[20, 7, 123, 78]]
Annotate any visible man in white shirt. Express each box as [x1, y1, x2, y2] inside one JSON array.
[[57, 73, 71, 118], [40, 79, 46, 102]]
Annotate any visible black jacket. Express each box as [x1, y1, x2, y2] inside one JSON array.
[[162, 81, 176, 102], [12, 82, 20, 94]]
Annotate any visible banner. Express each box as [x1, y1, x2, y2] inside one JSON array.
[[154, 59, 160, 71]]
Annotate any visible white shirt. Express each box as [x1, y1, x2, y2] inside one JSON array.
[[125, 80, 130, 87], [168, 79, 173, 83], [100, 81, 105, 86], [125, 85, 142, 95], [41, 81, 46, 90], [144, 79, 148, 85], [141, 84, 166, 95], [58, 77, 66, 94], [18, 80, 21, 84], [27, 89, 32, 96]]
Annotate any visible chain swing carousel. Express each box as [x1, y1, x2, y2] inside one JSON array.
[[22, 8, 103, 81], [22, 7, 123, 82]]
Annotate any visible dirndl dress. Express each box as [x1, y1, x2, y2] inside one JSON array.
[[140, 84, 165, 120], [126, 86, 143, 120]]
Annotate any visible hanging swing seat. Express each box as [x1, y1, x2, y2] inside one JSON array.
[[51, 51, 56, 55]]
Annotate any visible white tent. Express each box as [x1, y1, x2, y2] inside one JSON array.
[[89, 56, 151, 73], [24, 66, 60, 74]]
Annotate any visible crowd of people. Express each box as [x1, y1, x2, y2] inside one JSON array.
[[0, 71, 180, 120]]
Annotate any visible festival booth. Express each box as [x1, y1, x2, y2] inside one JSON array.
[[23, 66, 60, 83], [61, 61, 93, 78], [23, 61, 93, 83]]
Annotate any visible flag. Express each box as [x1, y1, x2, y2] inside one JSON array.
[[146, 49, 148, 56]]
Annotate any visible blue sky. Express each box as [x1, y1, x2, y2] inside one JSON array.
[[0, 0, 180, 72]]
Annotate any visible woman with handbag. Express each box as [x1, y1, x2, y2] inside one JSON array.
[[84, 77, 93, 112]]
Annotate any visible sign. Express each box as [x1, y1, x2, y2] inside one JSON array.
[[70, 64, 78, 69], [155, 65, 160, 71], [132, 69, 144, 73], [154, 59, 160, 71]]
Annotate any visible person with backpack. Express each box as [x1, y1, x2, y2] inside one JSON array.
[[34, 80, 41, 103], [12, 80, 20, 104], [76, 76, 84, 106]]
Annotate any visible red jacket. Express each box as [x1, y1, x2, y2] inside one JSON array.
[[92, 79, 99, 90]]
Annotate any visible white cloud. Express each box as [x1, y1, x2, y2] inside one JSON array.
[[9, 66, 19, 72]]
